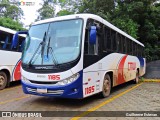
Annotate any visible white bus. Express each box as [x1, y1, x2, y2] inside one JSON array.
[[16, 14, 145, 98], [0, 26, 26, 90]]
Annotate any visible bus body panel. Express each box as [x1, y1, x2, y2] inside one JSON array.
[[82, 53, 146, 98], [0, 50, 22, 82], [22, 68, 74, 82], [21, 70, 83, 99]]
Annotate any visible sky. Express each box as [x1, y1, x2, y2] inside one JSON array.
[[19, 0, 42, 27], [19, 0, 60, 28]]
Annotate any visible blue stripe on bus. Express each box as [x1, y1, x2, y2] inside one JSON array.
[[21, 70, 83, 99], [137, 57, 144, 67]]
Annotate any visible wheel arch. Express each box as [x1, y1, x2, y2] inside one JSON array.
[[103, 71, 113, 88]]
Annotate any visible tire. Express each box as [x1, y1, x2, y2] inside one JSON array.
[[100, 74, 111, 98], [133, 70, 139, 84], [0, 72, 8, 90]]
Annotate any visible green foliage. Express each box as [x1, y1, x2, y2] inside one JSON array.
[[0, 0, 25, 30], [77, 0, 114, 14], [0, 0, 23, 20], [145, 43, 160, 62], [111, 16, 139, 39], [112, 0, 160, 61], [0, 17, 25, 31], [56, 9, 74, 16], [36, 0, 55, 21]]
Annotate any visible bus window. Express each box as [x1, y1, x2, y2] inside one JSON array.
[[131, 40, 133, 55], [121, 36, 126, 53], [116, 33, 120, 52], [124, 37, 127, 54], [105, 27, 112, 51], [0, 31, 11, 50], [84, 19, 99, 55], [111, 30, 116, 51], [119, 34, 123, 53], [18, 36, 25, 52], [129, 39, 132, 55], [88, 31, 98, 55], [84, 29, 89, 54]]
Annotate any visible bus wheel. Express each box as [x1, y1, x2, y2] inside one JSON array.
[[134, 70, 139, 84], [100, 74, 111, 98], [0, 72, 8, 90]]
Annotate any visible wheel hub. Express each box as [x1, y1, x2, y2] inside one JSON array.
[[0, 76, 5, 86], [103, 79, 110, 94]]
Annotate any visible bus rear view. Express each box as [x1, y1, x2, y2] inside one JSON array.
[[21, 14, 146, 99]]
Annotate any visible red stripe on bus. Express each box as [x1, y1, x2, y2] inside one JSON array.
[[117, 55, 128, 85], [13, 60, 22, 81]]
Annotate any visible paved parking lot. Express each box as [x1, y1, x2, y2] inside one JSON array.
[[0, 80, 159, 120]]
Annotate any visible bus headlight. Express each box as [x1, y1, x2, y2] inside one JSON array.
[[22, 76, 30, 83], [57, 73, 80, 85]]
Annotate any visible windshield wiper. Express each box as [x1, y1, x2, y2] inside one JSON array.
[[27, 41, 43, 66], [46, 37, 58, 66], [28, 32, 47, 66], [41, 32, 47, 64]]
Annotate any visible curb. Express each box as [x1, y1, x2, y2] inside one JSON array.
[[142, 79, 160, 82]]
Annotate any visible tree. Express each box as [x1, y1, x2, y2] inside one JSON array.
[[36, 0, 55, 21], [0, 17, 26, 31], [56, 9, 74, 16], [54, 0, 114, 19], [110, 0, 160, 61], [0, 0, 23, 20]]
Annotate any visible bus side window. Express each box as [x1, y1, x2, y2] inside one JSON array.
[[121, 36, 125, 53], [129, 39, 132, 55], [106, 28, 111, 50], [119, 35, 123, 53], [88, 29, 98, 55], [2, 36, 9, 49], [116, 33, 121, 52], [84, 20, 99, 55], [112, 30, 116, 51], [10, 34, 19, 51], [18, 36, 25, 52], [84, 28, 89, 54], [18, 40, 25, 52], [126, 38, 129, 54], [0, 31, 5, 49]]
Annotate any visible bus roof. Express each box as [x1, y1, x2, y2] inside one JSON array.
[[0, 26, 17, 34], [33, 14, 144, 47], [0, 26, 26, 37]]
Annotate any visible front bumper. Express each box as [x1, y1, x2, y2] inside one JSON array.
[[21, 71, 83, 99]]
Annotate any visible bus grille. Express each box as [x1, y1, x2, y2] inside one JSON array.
[[29, 80, 58, 85], [26, 87, 64, 95]]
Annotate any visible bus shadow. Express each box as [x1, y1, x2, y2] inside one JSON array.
[[30, 81, 134, 109], [8, 81, 21, 88]]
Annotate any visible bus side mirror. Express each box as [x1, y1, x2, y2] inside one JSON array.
[[11, 31, 28, 49], [89, 26, 97, 45]]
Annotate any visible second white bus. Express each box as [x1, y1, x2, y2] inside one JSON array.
[[0, 26, 26, 90], [16, 14, 145, 98]]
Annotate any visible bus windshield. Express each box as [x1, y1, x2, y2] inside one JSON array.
[[22, 19, 83, 65]]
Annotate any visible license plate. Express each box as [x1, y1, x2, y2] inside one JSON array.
[[37, 88, 47, 93]]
